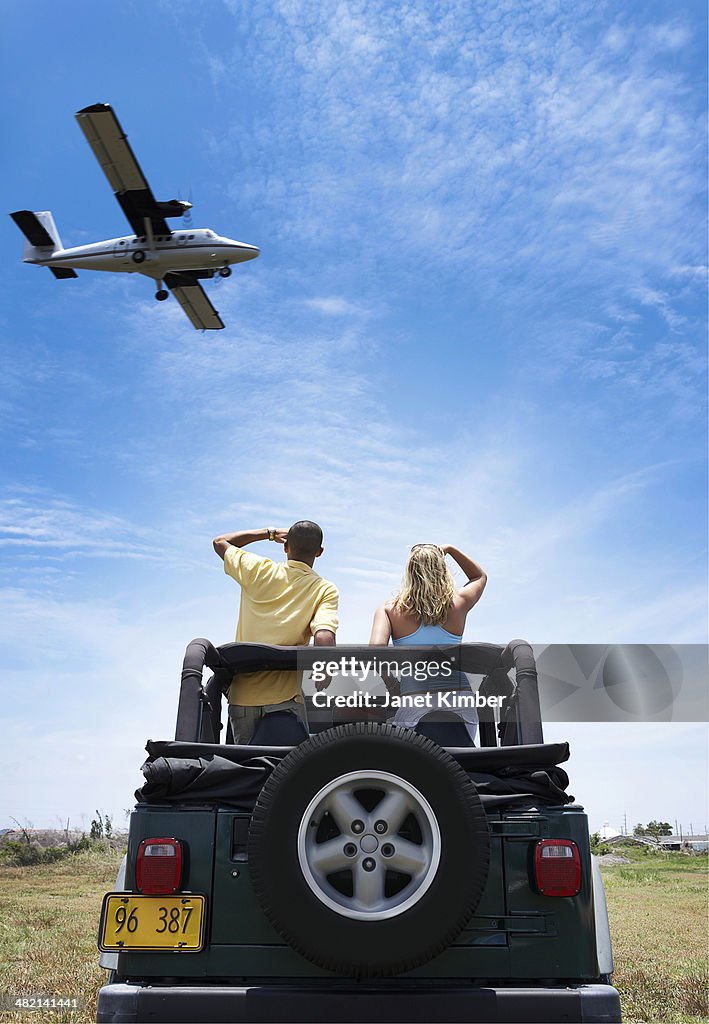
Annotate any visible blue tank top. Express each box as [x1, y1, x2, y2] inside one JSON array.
[[392, 622, 466, 693], [392, 622, 464, 646]]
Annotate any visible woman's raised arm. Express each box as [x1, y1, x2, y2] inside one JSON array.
[[442, 544, 487, 609]]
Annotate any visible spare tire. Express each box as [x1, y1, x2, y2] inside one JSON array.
[[248, 723, 490, 977]]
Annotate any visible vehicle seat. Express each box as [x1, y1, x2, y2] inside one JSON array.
[[249, 710, 308, 745], [415, 710, 474, 747]]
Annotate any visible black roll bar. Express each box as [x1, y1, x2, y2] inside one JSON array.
[[501, 639, 543, 745], [175, 638, 544, 746], [175, 638, 226, 742]]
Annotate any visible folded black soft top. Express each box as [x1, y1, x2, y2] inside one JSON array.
[[136, 739, 573, 812], [146, 738, 569, 771]]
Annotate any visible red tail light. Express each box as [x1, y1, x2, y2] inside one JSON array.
[[534, 839, 581, 896], [136, 837, 183, 894]]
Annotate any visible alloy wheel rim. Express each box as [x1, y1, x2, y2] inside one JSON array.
[[296, 769, 441, 920]]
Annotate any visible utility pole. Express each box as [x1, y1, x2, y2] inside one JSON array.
[[623, 812, 628, 836]]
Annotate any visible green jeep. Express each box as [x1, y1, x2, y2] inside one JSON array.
[[96, 639, 621, 1022]]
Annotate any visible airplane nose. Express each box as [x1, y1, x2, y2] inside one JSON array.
[[222, 237, 260, 262], [228, 241, 259, 261]]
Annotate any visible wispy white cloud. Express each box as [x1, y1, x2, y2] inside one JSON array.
[[0, 491, 158, 560], [303, 296, 370, 316], [193, 0, 708, 432], [645, 21, 693, 52], [630, 286, 688, 330], [212, 1, 704, 305]]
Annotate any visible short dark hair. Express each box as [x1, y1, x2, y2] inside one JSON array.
[[286, 520, 323, 560]]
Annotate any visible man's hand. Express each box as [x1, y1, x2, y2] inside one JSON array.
[[212, 527, 287, 560]]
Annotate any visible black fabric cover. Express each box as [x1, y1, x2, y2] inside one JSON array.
[[145, 738, 569, 770], [146, 739, 300, 761], [136, 740, 573, 810], [445, 742, 570, 771], [137, 753, 282, 810], [465, 768, 572, 808]]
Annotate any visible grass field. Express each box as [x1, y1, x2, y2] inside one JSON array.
[[602, 850, 708, 1024], [0, 847, 120, 1024], [0, 845, 706, 1023]]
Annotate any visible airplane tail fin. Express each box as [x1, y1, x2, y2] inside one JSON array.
[[11, 209, 64, 258], [10, 210, 78, 278]]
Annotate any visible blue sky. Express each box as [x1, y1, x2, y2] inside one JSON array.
[[0, 0, 706, 833]]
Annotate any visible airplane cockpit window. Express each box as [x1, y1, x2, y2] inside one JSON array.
[[189, 234, 194, 239]]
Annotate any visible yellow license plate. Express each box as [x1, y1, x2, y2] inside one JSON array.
[[99, 893, 206, 952]]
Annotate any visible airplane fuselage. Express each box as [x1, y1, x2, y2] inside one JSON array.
[[24, 227, 259, 279]]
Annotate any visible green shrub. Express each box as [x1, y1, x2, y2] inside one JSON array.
[[590, 833, 612, 855], [0, 840, 68, 866], [68, 835, 93, 854], [0, 834, 99, 866]]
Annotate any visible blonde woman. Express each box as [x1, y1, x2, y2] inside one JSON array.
[[369, 544, 487, 741]]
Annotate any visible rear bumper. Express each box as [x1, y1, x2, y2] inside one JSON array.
[[96, 981, 621, 1023]]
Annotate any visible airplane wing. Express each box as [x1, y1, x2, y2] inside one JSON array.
[[164, 272, 225, 331], [75, 104, 187, 236]]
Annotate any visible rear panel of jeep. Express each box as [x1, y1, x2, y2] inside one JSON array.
[[112, 801, 599, 984]]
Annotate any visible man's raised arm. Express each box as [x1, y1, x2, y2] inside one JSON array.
[[212, 527, 287, 560]]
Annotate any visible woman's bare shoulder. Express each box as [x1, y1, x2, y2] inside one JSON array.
[[386, 603, 419, 630]]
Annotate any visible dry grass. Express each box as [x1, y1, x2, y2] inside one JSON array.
[[0, 845, 706, 1023], [602, 852, 708, 1023], [0, 847, 123, 1024]]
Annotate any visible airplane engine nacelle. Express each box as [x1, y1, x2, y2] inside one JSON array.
[[156, 199, 193, 218]]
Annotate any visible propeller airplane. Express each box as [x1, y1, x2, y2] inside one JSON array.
[[10, 103, 260, 330]]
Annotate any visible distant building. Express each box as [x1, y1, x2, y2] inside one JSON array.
[[605, 834, 657, 848], [659, 834, 709, 852], [599, 822, 620, 841]]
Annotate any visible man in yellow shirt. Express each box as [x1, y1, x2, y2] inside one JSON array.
[[212, 520, 338, 743]]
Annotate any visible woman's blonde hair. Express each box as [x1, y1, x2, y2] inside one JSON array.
[[392, 544, 455, 626]]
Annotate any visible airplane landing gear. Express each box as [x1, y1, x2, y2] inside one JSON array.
[[219, 266, 232, 278], [155, 288, 168, 301]]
